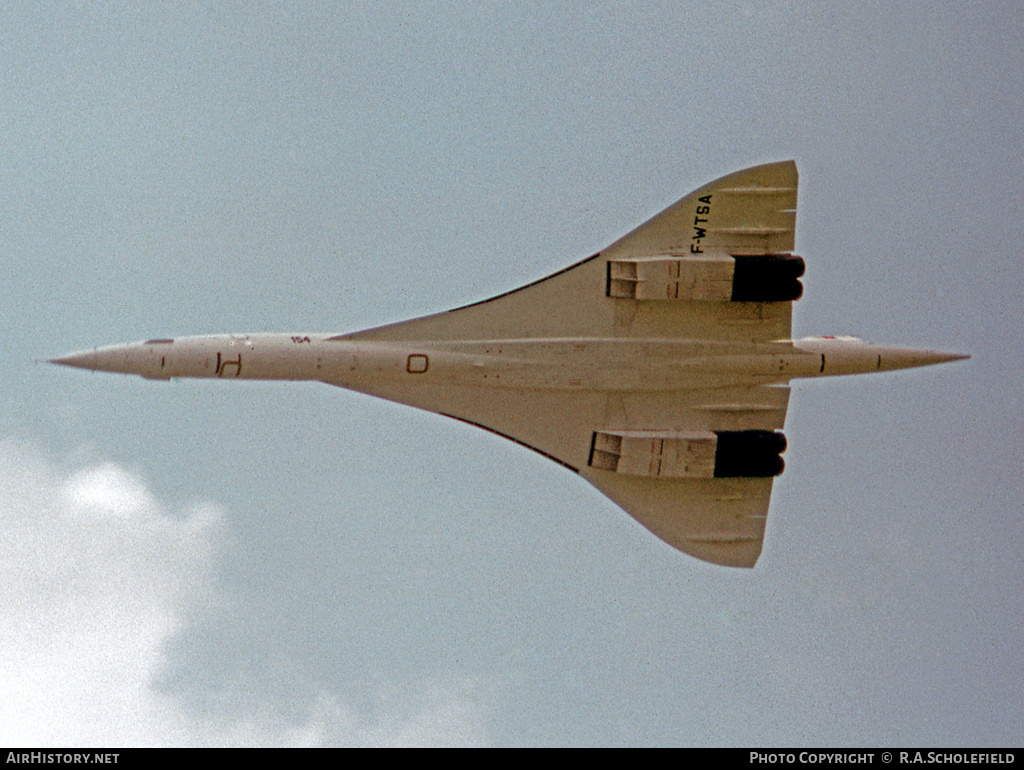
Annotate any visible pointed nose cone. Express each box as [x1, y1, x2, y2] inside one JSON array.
[[48, 344, 141, 375], [49, 349, 109, 371], [876, 347, 970, 372]]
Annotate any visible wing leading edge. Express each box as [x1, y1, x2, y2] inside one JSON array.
[[327, 161, 800, 567]]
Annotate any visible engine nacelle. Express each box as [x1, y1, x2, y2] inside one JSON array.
[[589, 429, 786, 479], [606, 254, 804, 302]]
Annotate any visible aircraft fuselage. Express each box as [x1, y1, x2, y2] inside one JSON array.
[[51, 333, 964, 391]]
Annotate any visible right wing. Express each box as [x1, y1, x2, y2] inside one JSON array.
[[328, 374, 791, 568]]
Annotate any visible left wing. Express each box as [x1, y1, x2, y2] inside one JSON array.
[[340, 160, 799, 347], [580, 383, 790, 568]]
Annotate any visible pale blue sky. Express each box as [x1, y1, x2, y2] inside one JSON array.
[[2, 2, 1020, 746]]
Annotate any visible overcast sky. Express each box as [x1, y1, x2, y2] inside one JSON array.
[[2, 1, 1021, 747]]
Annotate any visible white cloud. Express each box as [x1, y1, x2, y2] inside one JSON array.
[[63, 462, 159, 518], [0, 439, 489, 747], [0, 440, 224, 746]]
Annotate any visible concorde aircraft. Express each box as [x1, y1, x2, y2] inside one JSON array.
[[50, 161, 966, 567]]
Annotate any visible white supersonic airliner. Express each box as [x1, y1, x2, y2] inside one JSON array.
[[51, 161, 967, 567]]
